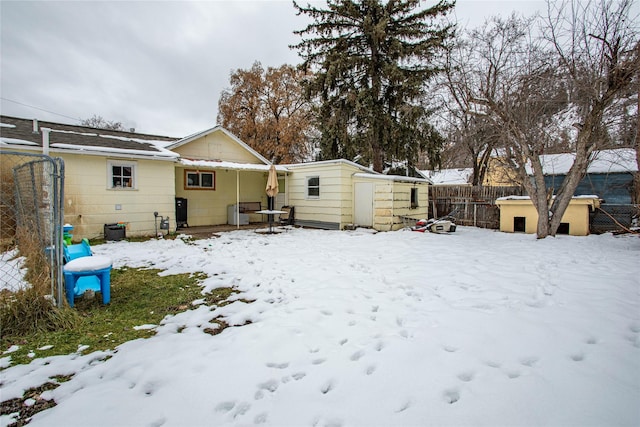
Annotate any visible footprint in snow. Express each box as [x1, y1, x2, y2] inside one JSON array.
[[506, 370, 521, 379], [320, 379, 335, 394], [365, 365, 376, 375], [395, 399, 412, 413], [585, 337, 598, 345], [148, 417, 167, 427], [254, 412, 268, 424], [485, 360, 501, 368], [443, 389, 460, 404], [233, 402, 251, 418], [258, 379, 279, 392], [519, 356, 539, 367], [457, 371, 474, 382], [350, 350, 365, 361], [215, 401, 236, 413], [339, 338, 348, 345], [292, 372, 307, 381], [312, 358, 327, 365], [266, 362, 289, 369], [374, 341, 385, 352], [570, 352, 585, 362]]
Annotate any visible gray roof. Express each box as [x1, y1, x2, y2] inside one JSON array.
[[0, 115, 178, 157]]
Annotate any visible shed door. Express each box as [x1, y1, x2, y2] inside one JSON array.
[[354, 182, 374, 227]]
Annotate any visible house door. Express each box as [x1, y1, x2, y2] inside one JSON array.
[[354, 182, 374, 227]]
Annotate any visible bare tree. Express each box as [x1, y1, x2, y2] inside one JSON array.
[[439, 32, 509, 185], [465, 1, 638, 238], [81, 115, 125, 131]]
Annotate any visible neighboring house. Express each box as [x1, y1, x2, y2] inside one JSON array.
[[421, 168, 473, 185], [1, 116, 179, 239], [1, 115, 430, 238], [528, 149, 638, 204]]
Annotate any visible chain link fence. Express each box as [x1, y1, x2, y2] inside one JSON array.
[[1, 151, 65, 307], [590, 204, 639, 234]]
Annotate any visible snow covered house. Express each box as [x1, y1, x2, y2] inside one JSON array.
[[1, 115, 430, 238]]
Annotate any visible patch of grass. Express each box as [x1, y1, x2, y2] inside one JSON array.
[[1, 268, 236, 367]]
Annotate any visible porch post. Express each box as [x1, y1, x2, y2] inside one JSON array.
[[236, 170, 240, 230]]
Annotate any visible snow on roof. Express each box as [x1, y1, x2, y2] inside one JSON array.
[[179, 158, 288, 172], [527, 148, 638, 175], [51, 143, 178, 159], [0, 137, 39, 147], [0, 115, 178, 159], [353, 173, 429, 183], [284, 158, 377, 174], [496, 195, 600, 201], [421, 168, 473, 185]]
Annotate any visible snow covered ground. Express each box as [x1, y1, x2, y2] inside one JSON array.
[[2, 226, 639, 426]]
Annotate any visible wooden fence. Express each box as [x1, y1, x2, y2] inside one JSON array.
[[428, 185, 526, 229]]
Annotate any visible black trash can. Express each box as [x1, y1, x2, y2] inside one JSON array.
[[104, 223, 126, 241], [175, 197, 188, 228]]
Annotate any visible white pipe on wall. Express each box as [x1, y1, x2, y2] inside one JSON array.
[[41, 127, 51, 155]]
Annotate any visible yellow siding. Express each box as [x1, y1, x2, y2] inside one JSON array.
[[61, 153, 176, 239], [287, 163, 359, 228], [496, 197, 599, 236], [366, 180, 428, 231], [175, 167, 269, 226], [173, 131, 263, 164]]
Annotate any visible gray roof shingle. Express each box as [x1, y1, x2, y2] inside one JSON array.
[[0, 115, 179, 157]]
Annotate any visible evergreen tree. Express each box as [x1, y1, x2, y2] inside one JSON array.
[[292, 0, 455, 171]]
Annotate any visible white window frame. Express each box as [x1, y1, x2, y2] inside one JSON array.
[[107, 160, 137, 190], [185, 170, 215, 190], [307, 176, 320, 199]]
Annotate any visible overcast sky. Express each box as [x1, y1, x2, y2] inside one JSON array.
[[1, 0, 548, 137]]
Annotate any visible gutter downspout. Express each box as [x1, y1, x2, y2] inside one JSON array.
[[236, 170, 240, 230], [41, 127, 51, 155]]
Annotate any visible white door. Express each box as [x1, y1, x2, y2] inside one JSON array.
[[354, 182, 374, 227]]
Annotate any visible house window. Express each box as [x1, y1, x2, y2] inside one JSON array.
[[307, 176, 320, 198], [411, 187, 419, 208], [108, 160, 136, 189], [185, 170, 215, 190]]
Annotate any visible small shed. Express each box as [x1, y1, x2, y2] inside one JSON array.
[[285, 159, 430, 231], [495, 196, 600, 236]]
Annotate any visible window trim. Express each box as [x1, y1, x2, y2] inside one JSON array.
[[184, 169, 216, 190], [107, 160, 137, 190], [306, 175, 320, 199]]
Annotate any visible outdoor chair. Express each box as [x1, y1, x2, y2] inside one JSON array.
[[279, 206, 295, 226], [62, 240, 112, 307]]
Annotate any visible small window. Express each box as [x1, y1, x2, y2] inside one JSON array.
[[307, 176, 320, 198], [410, 187, 419, 209], [108, 161, 136, 189], [185, 170, 215, 190]]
